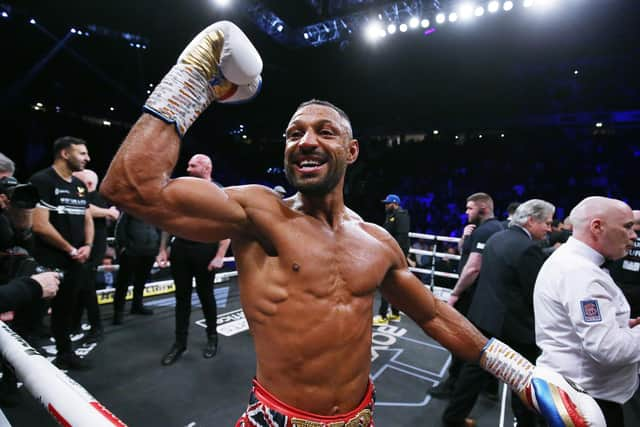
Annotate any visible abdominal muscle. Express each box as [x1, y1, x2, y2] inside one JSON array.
[[242, 280, 376, 415]]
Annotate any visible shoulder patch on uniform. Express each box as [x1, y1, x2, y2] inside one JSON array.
[[580, 300, 602, 323], [476, 242, 485, 250]]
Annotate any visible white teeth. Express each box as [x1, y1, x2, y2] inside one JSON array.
[[300, 160, 320, 167]]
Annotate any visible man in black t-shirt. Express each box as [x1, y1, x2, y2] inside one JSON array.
[[430, 192, 504, 402], [609, 210, 640, 317], [373, 194, 410, 325], [30, 136, 93, 370]]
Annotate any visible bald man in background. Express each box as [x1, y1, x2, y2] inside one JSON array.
[[157, 154, 230, 365], [72, 169, 119, 341], [534, 196, 640, 426]]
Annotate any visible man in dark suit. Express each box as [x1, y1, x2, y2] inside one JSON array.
[[442, 199, 555, 427]]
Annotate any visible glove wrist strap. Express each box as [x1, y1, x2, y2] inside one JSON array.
[[143, 64, 215, 137], [479, 338, 534, 393]]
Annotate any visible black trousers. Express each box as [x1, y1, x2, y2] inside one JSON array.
[[170, 243, 218, 345], [595, 398, 624, 427], [378, 296, 399, 317], [72, 261, 102, 330], [50, 262, 87, 354], [443, 338, 541, 427], [113, 252, 155, 312]]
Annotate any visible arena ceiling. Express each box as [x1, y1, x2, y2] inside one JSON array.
[[2, 0, 639, 137]]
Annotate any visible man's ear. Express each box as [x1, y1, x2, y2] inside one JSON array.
[[346, 139, 359, 164]]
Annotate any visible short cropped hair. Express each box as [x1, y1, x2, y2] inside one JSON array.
[[467, 192, 494, 211], [0, 152, 15, 176], [296, 99, 353, 139], [53, 136, 87, 158], [511, 199, 555, 227]]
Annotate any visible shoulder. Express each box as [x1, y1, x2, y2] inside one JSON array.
[[29, 168, 52, 184], [224, 184, 281, 205]]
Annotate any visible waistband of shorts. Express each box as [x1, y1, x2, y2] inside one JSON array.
[[251, 378, 374, 425]]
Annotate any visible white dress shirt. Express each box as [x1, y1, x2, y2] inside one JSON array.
[[534, 237, 640, 403]]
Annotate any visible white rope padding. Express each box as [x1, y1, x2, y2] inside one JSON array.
[[409, 248, 461, 261], [409, 232, 461, 243], [0, 322, 126, 427]]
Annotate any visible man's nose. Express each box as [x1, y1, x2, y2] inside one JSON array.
[[298, 131, 319, 149]]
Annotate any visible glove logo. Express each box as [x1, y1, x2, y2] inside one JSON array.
[[580, 300, 602, 323]]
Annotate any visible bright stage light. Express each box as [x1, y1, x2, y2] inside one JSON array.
[[488, 1, 500, 13], [504, 1, 514, 11], [433, 130, 439, 135], [399, 23, 408, 32], [1, 11, 8, 18], [29, 18, 36, 24], [303, 32, 309, 39], [459, 3, 473, 20], [475, 6, 485, 16], [436, 13, 446, 24], [213, 0, 231, 7], [421, 19, 430, 28], [365, 22, 380, 41], [523, 0, 534, 7], [102, 120, 112, 127], [378, 29, 387, 37], [276, 24, 284, 32], [448, 13, 458, 23], [387, 24, 396, 34], [409, 17, 419, 28], [595, 122, 603, 128]]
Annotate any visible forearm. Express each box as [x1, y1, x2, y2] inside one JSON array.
[[421, 299, 487, 361], [215, 239, 231, 258], [84, 213, 94, 246], [451, 267, 479, 296], [159, 231, 170, 251], [88, 204, 114, 218], [101, 115, 180, 215]]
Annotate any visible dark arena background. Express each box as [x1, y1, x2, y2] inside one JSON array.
[[1, 0, 640, 426]]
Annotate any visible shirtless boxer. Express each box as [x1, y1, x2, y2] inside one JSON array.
[[101, 21, 604, 427]]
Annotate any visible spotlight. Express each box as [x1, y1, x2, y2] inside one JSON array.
[[421, 19, 430, 28], [1, 11, 8, 18], [29, 18, 36, 24], [303, 32, 309, 39], [433, 129, 439, 135], [364, 22, 381, 41], [378, 29, 387, 38], [109, 107, 115, 111], [77, 30, 83, 36], [409, 17, 419, 28], [146, 89, 151, 94], [573, 69, 580, 76], [478, 134, 483, 139], [488, 1, 500, 13], [213, 0, 231, 7], [448, 12, 458, 23], [435, 13, 446, 24], [149, 83, 154, 87], [70, 28, 77, 33], [503, 1, 514, 11], [399, 23, 408, 32], [387, 24, 396, 34], [276, 24, 284, 32], [135, 43, 141, 48], [500, 133, 505, 138], [595, 122, 603, 128], [523, 0, 534, 7], [36, 102, 43, 108], [475, 6, 485, 16], [103, 120, 112, 126], [459, 3, 473, 20]]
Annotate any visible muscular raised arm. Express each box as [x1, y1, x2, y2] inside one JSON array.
[[101, 115, 250, 242]]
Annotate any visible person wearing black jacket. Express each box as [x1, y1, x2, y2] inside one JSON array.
[[373, 194, 410, 325], [0, 273, 59, 313], [442, 199, 554, 427], [112, 212, 160, 324]]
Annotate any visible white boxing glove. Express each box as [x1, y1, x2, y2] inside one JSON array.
[[144, 21, 263, 137], [480, 338, 606, 427]]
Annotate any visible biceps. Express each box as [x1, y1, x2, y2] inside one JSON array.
[[32, 208, 49, 231], [381, 269, 437, 324], [141, 180, 249, 242]]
